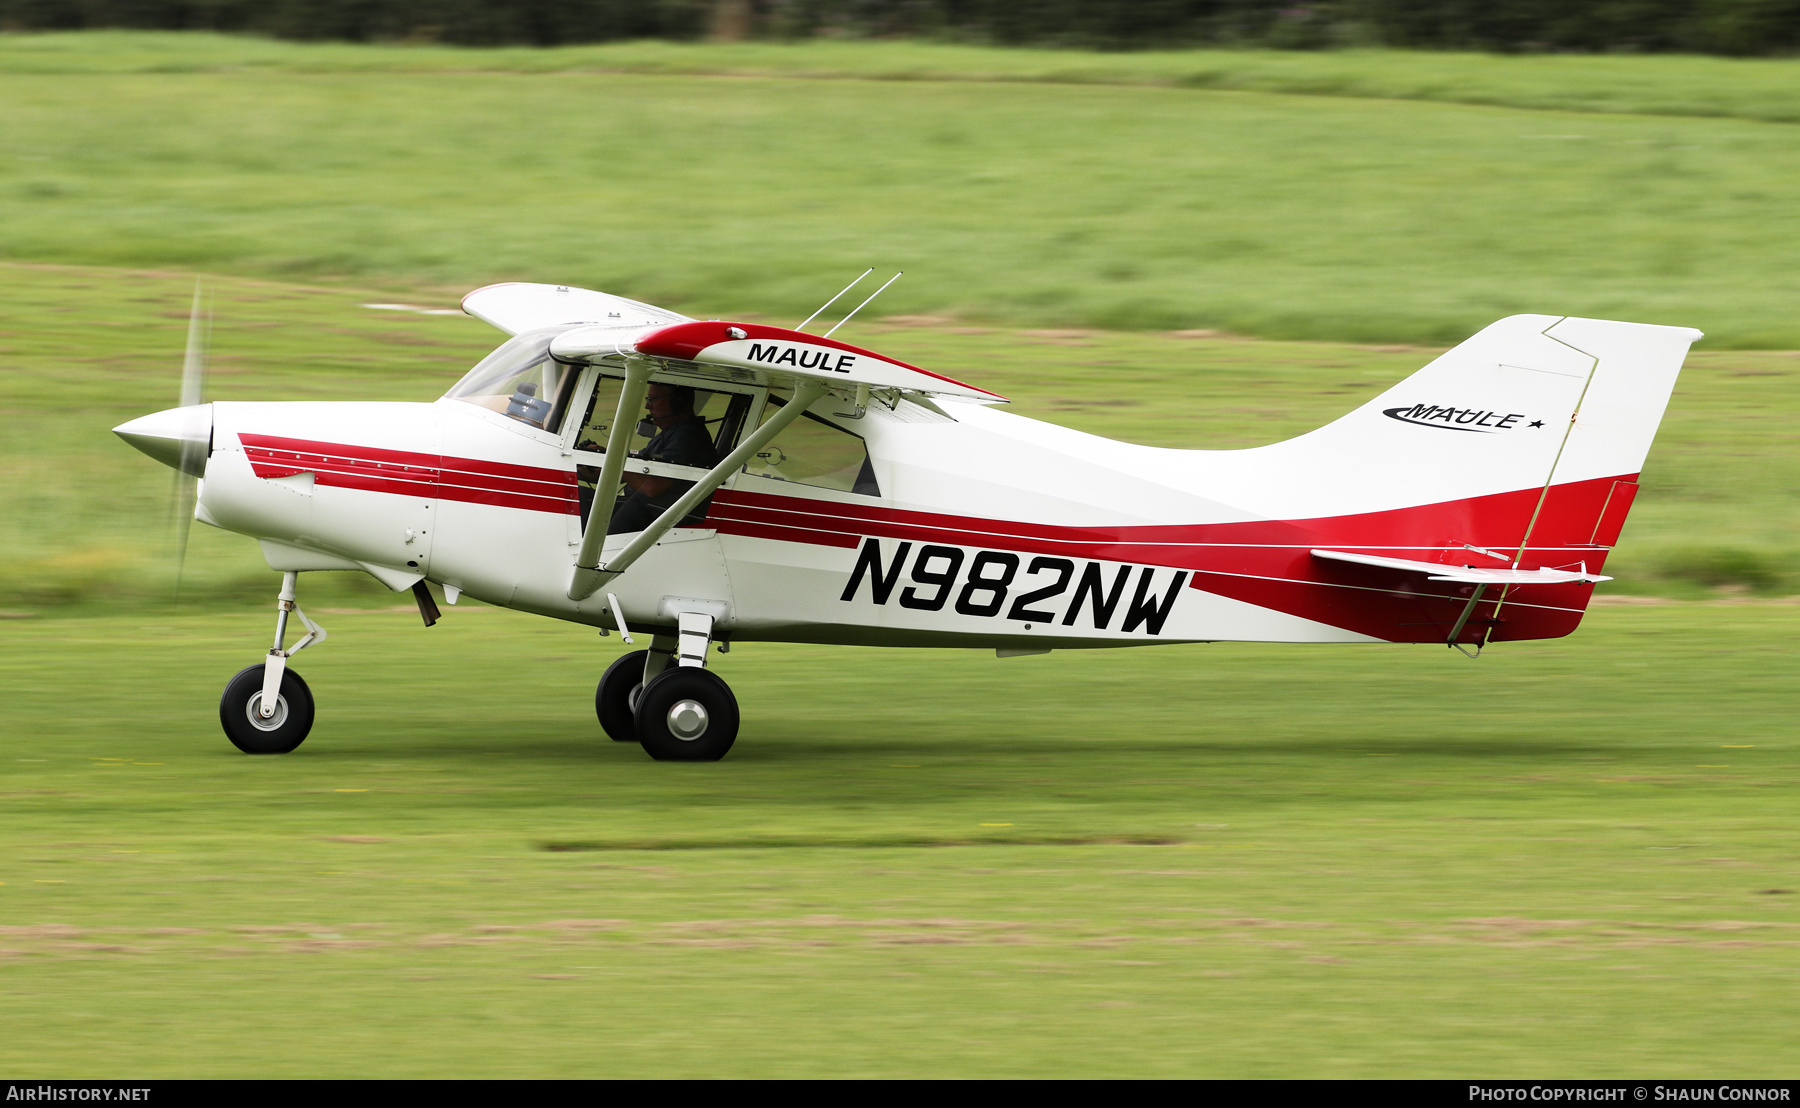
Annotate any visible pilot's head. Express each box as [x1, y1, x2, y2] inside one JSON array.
[[645, 384, 696, 428]]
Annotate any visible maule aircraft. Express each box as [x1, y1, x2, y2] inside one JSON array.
[[114, 273, 1700, 760]]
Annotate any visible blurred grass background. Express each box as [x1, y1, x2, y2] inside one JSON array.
[[5, 31, 1800, 123], [4, 34, 1800, 347]]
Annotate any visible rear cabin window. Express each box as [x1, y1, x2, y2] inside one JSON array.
[[745, 393, 879, 497], [444, 328, 580, 433]]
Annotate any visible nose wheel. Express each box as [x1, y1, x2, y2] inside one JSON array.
[[220, 663, 314, 754], [220, 570, 326, 754]]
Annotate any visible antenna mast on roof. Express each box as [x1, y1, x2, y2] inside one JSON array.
[[823, 271, 902, 338], [796, 268, 873, 333]]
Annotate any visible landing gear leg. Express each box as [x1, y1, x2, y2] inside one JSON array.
[[219, 571, 325, 755], [644, 633, 678, 686], [637, 613, 739, 762]]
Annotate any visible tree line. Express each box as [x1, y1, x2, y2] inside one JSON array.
[[3, 0, 1798, 56]]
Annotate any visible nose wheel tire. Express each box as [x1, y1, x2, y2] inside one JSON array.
[[219, 663, 314, 754], [596, 650, 649, 742], [635, 667, 739, 762]]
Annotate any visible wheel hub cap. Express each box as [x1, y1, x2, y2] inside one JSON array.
[[667, 699, 708, 741], [246, 692, 288, 732]]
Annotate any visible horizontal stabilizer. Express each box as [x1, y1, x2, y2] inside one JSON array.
[[1311, 548, 1611, 585]]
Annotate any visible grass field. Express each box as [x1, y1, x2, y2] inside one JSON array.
[[5, 34, 1800, 344], [2, 36, 1797, 1076], [9, 32, 1800, 125], [2, 604, 1797, 1076]]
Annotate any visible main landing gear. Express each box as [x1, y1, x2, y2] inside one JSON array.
[[595, 611, 739, 761], [219, 571, 326, 754]]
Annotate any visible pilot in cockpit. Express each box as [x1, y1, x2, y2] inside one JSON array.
[[609, 383, 718, 533]]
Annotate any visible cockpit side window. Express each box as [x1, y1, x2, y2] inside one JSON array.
[[573, 376, 750, 462], [570, 378, 756, 534], [444, 329, 581, 433]]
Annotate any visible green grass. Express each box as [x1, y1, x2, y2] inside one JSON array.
[[3, 261, 1797, 608], [2, 603, 1796, 1076], [5, 34, 1800, 344], [7, 32, 1800, 125]]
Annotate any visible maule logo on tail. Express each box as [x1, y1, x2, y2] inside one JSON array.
[[1382, 403, 1546, 432]]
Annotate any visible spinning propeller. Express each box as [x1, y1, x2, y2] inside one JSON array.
[[114, 280, 214, 600], [170, 282, 210, 597]]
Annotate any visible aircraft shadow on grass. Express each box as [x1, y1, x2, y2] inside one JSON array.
[[291, 724, 1637, 766]]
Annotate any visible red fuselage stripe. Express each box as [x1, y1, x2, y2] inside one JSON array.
[[701, 482, 1631, 645], [241, 433, 580, 515], [236, 433, 1630, 642]]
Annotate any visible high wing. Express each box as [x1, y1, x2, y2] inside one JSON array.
[[463, 281, 1004, 403], [552, 319, 1005, 402], [461, 282, 690, 335]]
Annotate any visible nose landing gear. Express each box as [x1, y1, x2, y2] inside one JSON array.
[[219, 571, 326, 754]]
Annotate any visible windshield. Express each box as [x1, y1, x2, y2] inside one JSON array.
[[444, 327, 580, 432]]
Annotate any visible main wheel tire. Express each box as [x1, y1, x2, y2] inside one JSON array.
[[219, 663, 314, 755], [596, 650, 649, 742], [634, 667, 739, 762]]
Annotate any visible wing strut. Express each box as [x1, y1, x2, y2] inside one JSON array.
[[1444, 583, 1489, 657], [568, 355, 655, 594], [568, 379, 829, 601]]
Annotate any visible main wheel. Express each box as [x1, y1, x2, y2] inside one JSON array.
[[596, 650, 649, 742], [634, 667, 739, 762], [220, 663, 314, 755]]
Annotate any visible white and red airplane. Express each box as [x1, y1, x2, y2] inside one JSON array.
[[115, 279, 1700, 760]]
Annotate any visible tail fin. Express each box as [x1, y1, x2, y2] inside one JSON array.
[[1248, 315, 1699, 525], [1199, 315, 1700, 644]]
